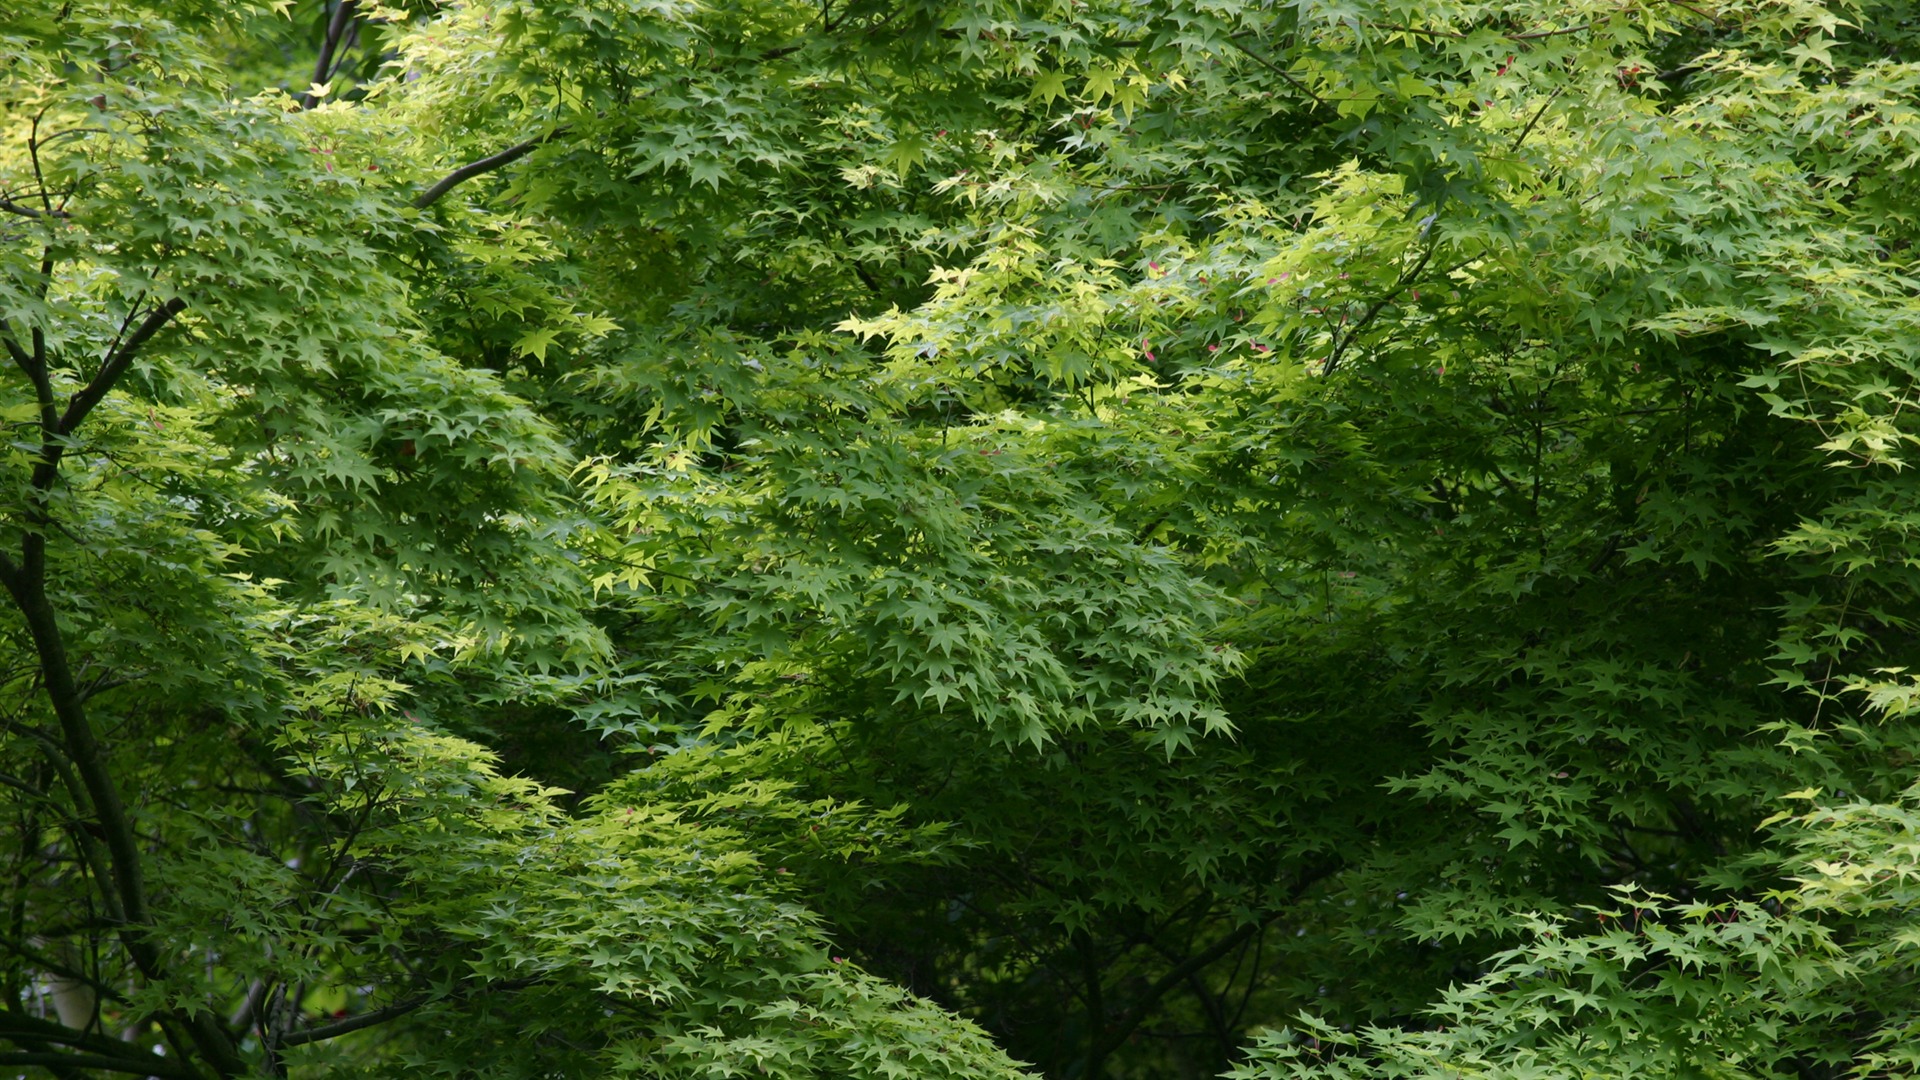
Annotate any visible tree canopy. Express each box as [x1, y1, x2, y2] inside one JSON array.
[[4, 0, 1920, 1077]]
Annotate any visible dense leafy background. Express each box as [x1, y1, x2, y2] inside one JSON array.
[[4, 0, 1920, 1077]]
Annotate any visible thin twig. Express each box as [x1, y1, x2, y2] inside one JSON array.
[[92, 295, 149, 387], [1511, 87, 1563, 152], [0, 933, 131, 1005], [1663, 0, 1726, 26], [1365, 19, 1592, 42], [325, 15, 363, 86], [28, 107, 55, 217], [1324, 238, 1439, 376], [0, 771, 51, 801], [1225, 33, 1324, 106], [1372, 23, 1468, 39], [1511, 22, 1596, 40]]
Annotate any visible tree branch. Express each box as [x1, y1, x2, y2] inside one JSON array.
[[0, 770, 51, 802], [413, 130, 567, 210], [303, 0, 359, 108], [0, 332, 32, 377], [278, 993, 430, 1048], [1224, 34, 1323, 106], [0, 933, 129, 1004], [1085, 861, 1340, 1067], [57, 297, 186, 439], [0, 569, 147, 928], [1510, 22, 1594, 39], [0, 197, 67, 219], [1510, 88, 1562, 153], [280, 975, 540, 1048], [0, 1013, 195, 1078], [0, 526, 245, 1077], [0, 1051, 199, 1079], [1663, 0, 1725, 25], [1323, 238, 1438, 377], [1653, 64, 1703, 90]]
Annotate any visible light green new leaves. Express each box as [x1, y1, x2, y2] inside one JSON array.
[[281, 711, 1031, 1080], [1233, 776, 1920, 1080], [579, 397, 1240, 749]]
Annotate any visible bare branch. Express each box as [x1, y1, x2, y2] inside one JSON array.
[[0, 332, 32, 373], [0, 934, 131, 1005], [303, 0, 359, 109], [0, 770, 51, 801], [0, 197, 67, 219], [281, 976, 540, 1048], [0, 1051, 199, 1079], [279, 993, 431, 1047], [27, 108, 56, 218], [413, 130, 567, 210], [0, 1013, 194, 1078]]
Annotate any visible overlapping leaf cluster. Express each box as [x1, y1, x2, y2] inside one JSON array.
[[8, 0, 1920, 1077]]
